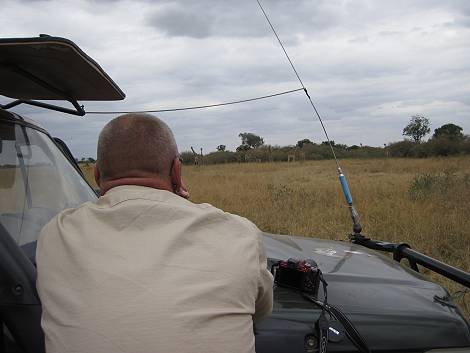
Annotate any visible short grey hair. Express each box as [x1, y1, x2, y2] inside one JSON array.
[[97, 113, 178, 181]]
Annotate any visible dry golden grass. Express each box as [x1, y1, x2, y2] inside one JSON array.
[[80, 157, 470, 316]]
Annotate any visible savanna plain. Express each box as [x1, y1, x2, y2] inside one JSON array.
[[81, 156, 470, 316]]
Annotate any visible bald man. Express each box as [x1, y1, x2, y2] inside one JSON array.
[[36, 114, 273, 353]]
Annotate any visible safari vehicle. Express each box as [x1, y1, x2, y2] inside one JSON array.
[[0, 36, 469, 353]]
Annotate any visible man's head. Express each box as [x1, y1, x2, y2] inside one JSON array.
[[94, 113, 188, 197]]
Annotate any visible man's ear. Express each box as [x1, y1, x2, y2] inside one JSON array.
[[170, 157, 189, 199], [94, 162, 101, 189]]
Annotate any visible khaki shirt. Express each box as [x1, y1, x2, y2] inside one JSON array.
[[36, 185, 273, 353]]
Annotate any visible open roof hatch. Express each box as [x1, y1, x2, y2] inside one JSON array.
[[0, 35, 125, 116]]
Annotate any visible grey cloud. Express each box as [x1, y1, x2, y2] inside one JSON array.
[[149, 7, 213, 39], [147, 1, 266, 39], [146, 0, 343, 40], [379, 30, 401, 37], [348, 35, 369, 43], [454, 15, 470, 28]]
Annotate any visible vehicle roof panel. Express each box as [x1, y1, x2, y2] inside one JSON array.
[[0, 36, 125, 101]]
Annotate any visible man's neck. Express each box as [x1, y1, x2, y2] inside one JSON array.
[[99, 177, 173, 196]]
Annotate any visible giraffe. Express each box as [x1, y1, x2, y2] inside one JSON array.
[[191, 146, 203, 166]]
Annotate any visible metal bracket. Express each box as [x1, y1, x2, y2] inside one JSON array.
[[392, 243, 419, 272], [350, 234, 470, 287], [350, 235, 420, 272], [0, 64, 85, 116], [0, 99, 85, 116], [392, 243, 410, 262]]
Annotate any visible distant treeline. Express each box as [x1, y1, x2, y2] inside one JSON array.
[[387, 136, 470, 158], [180, 136, 470, 165], [77, 119, 469, 164]]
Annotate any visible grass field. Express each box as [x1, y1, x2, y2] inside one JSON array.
[[80, 156, 470, 316]]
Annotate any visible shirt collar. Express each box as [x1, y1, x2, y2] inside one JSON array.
[[98, 185, 189, 207]]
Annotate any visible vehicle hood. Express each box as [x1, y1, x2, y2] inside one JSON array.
[[256, 232, 470, 352]]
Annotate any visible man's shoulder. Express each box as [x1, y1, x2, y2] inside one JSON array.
[[192, 202, 260, 232], [104, 185, 261, 232], [39, 201, 93, 236]]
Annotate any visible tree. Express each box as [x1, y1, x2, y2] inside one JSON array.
[[216, 144, 226, 152], [238, 132, 264, 149], [402, 115, 430, 143], [296, 138, 313, 148], [433, 123, 463, 140]]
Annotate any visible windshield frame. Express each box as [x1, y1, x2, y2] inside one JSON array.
[[0, 110, 97, 194]]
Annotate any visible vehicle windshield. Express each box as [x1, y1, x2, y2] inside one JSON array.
[[0, 121, 96, 258]]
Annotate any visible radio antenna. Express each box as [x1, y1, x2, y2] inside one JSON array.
[[255, 0, 362, 235]]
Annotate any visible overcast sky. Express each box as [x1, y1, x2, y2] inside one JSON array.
[[2, 0, 470, 158]]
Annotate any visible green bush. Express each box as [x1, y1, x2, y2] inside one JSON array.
[[388, 137, 470, 158], [204, 151, 238, 164], [388, 140, 416, 157], [408, 171, 469, 200], [408, 173, 441, 200], [428, 137, 466, 156], [180, 151, 194, 165]]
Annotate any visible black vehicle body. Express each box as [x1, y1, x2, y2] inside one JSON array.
[[258, 234, 470, 352], [1, 36, 469, 353]]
